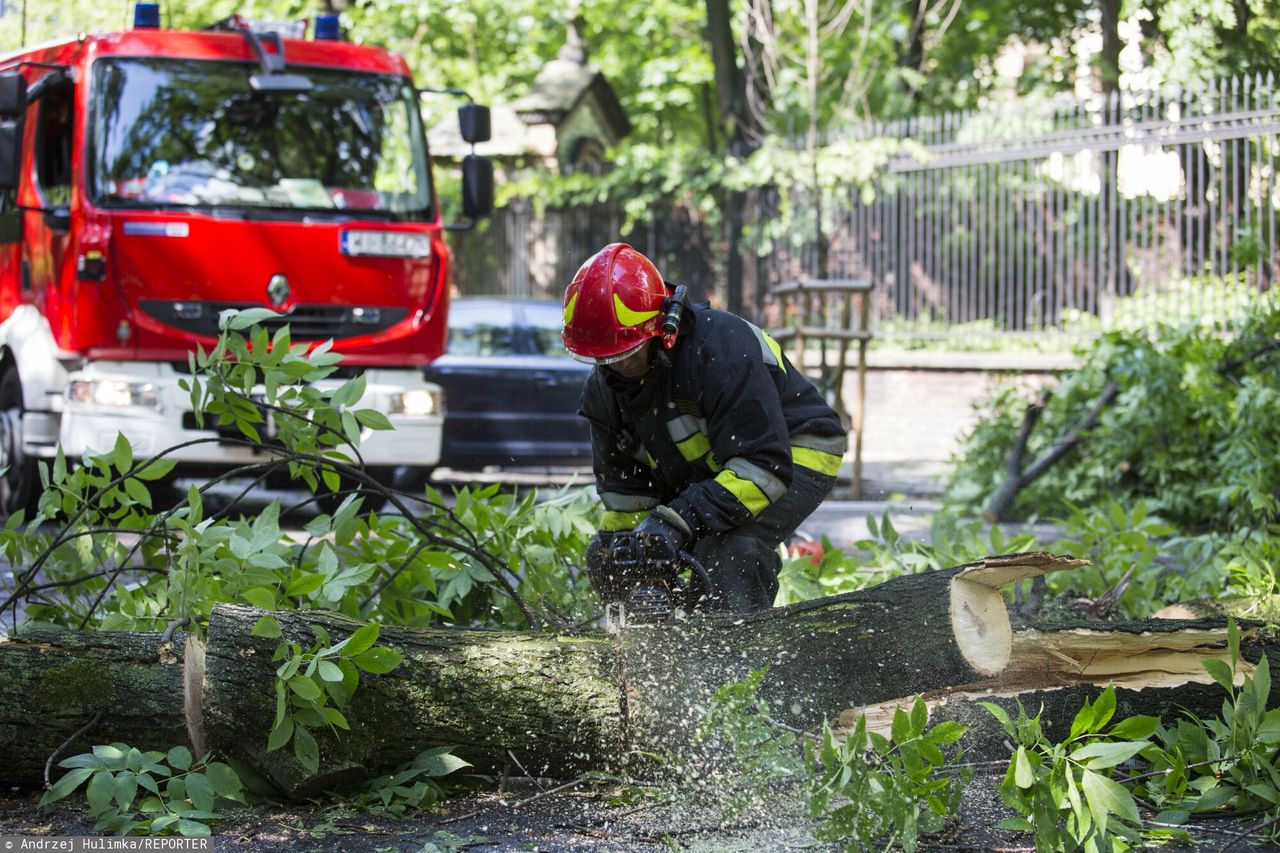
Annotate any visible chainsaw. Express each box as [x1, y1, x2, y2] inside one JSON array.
[[589, 529, 711, 632]]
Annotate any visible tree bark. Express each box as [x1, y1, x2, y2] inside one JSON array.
[[13, 554, 1262, 799], [0, 629, 196, 785], [202, 553, 1083, 795]]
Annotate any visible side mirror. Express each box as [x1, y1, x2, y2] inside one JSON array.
[[0, 122, 20, 191], [458, 103, 491, 144], [461, 154, 494, 220], [43, 206, 71, 232], [0, 73, 26, 119]]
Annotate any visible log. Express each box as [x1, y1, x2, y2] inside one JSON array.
[[201, 605, 623, 796], [847, 619, 1279, 759], [0, 628, 197, 784], [202, 552, 1085, 796], [16, 552, 1254, 800]]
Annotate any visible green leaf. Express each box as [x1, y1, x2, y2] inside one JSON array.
[[414, 750, 471, 777], [205, 763, 242, 799], [123, 477, 152, 508], [352, 646, 403, 674], [1092, 686, 1117, 731], [354, 408, 393, 431], [293, 726, 320, 773], [316, 660, 344, 682], [1201, 658, 1236, 693], [86, 769, 116, 814], [980, 701, 1014, 735], [112, 432, 133, 475], [39, 768, 94, 806], [177, 818, 213, 836], [92, 744, 128, 767], [240, 587, 278, 610], [225, 307, 283, 331], [1108, 715, 1160, 740], [267, 715, 294, 753], [185, 771, 216, 812], [134, 457, 177, 481], [167, 746, 192, 771], [288, 675, 323, 701], [996, 816, 1034, 832], [340, 624, 380, 658], [286, 574, 325, 597], [114, 771, 138, 811], [1070, 741, 1148, 770], [251, 616, 282, 639], [1013, 746, 1035, 788], [1082, 768, 1141, 827], [320, 707, 350, 730]]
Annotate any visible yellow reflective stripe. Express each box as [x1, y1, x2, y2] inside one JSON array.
[[675, 433, 711, 462], [749, 322, 786, 373], [793, 445, 843, 476], [715, 469, 770, 515], [763, 332, 785, 373], [563, 292, 578, 325], [600, 510, 647, 531], [614, 293, 660, 327], [600, 491, 659, 512]]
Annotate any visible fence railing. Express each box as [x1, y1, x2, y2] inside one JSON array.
[[763, 75, 1280, 343], [453, 74, 1280, 346]]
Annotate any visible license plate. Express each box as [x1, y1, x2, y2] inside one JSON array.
[[340, 230, 432, 258]]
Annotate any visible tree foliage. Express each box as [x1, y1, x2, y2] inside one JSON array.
[[946, 299, 1280, 533]]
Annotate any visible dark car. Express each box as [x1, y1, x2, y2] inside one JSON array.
[[424, 298, 594, 471]]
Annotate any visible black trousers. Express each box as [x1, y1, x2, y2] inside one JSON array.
[[687, 464, 836, 613]]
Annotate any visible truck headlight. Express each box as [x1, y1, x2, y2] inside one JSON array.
[[68, 380, 159, 409], [390, 389, 441, 417]]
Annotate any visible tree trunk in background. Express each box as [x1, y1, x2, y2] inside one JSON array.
[[1098, 0, 1130, 305], [704, 0, 763, 313]]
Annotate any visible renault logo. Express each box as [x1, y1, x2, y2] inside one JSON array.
[[267, 274, 291, 307]]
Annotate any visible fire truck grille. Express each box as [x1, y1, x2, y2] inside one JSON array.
[[139, 301, 409, 341]]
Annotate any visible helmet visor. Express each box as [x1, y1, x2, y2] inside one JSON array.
[[567, 339, 649, 366]]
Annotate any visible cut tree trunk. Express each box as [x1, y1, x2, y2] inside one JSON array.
[[0, 629, 198, 785], [851, 618, 1277, 758], [6, 553, 1270, 799], [203, 553, 1084, 796]]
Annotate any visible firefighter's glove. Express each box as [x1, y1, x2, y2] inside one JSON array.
[[634, 513, 690, 564]]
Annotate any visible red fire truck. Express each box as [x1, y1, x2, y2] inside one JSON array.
[[0, 6, 493, 515]]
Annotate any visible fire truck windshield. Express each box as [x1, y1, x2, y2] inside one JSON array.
[[89, 57, 433, 218]]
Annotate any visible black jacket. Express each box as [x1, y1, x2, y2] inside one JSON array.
[[579, 303, 846, 537]]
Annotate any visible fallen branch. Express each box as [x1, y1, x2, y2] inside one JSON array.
[[984, 380, 1120, 522]]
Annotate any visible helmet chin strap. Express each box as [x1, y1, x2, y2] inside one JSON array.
[[661, 284, 688, 349]]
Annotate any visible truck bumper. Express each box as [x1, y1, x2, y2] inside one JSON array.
[[52, 362, 442, 467]]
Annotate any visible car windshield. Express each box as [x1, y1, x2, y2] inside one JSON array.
[[448, 303, 516, 355], [90, 57, 432, 217], [523, 303, 571, 357]]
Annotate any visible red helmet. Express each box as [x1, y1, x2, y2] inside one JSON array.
[[562, 243, 672, 364]]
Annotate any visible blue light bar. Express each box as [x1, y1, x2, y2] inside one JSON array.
[[134, 3, 161, 29], [314, 14, 340, 40]]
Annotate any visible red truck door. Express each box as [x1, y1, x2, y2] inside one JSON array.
[[23, 74, 75, 321]]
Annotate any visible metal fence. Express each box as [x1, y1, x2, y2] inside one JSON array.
[[454, 74, 1280, 343], [763, 75, 1280, 342]]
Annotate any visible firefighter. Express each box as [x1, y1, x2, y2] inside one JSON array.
[[562, 243, 848, 617]]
